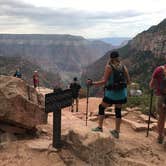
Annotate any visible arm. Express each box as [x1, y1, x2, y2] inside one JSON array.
[[149, 66, 160, 89], [149, 77, 155, 89], [92, 65, 111, 87]]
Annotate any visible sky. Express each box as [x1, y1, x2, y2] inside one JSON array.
[[0, 0, 166, 38]]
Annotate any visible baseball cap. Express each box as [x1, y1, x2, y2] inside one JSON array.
[[110, 51, 119, 58]]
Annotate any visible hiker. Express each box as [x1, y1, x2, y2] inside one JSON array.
[[13, 68, 22, 78], [149, 64, 166, 144], [87, 51, 130, 138], [33, 71, 39, 88], [70, 77, 81, 112]]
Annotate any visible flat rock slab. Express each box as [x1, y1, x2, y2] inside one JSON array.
[[139, 114, 157, 123], [123, 118, 157, 131], [27, 139, 52, 152], [105, 111, 128, 117]]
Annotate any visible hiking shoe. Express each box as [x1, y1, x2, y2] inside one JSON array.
[[157, 136, 164, 144], [92, 127, 103, 132], [110, 130, 119, 139]]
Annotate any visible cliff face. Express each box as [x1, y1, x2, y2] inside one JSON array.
[[129, 19, 166, 57], [82, 19, 166, 93], [0, 34, 113, 73]]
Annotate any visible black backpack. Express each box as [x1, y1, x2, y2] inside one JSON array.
[[70, 83, 81, 97], [106, 64, 127, 91]]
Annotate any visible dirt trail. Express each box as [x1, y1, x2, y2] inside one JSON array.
[[0, 88, 166, 166], [64, 97, 166, 166]]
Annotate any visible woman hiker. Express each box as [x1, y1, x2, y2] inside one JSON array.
[[87, 51, 130, 139]]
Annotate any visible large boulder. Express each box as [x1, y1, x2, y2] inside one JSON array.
[[0, 75, 47, 132]]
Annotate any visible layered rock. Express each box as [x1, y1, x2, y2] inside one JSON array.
[[0, 75, 47, 133], [82, 19, 166, 92], [0, 34, 113, 73], [129, 19, 166, 57]]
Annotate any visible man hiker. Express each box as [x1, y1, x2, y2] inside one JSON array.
[[14, 68, 22, 78], [70, 77, 81, 112], [149, 63, 166, 144], [87, 51, 130, 139], [33, 70, 39, 88]]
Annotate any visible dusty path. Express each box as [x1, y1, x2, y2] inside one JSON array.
[[0, 87, 166, 166], [62, 97, 166, 166]]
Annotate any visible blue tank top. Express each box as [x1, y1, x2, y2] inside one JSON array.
[[105, 69, 127, 101]]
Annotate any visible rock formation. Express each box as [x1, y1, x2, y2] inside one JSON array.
[[0, 75, 47, 133]]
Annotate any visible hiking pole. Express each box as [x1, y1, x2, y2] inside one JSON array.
[[86, 84, 90, 126], [86, 79, 92, 126], [146, 89, 153, 137]]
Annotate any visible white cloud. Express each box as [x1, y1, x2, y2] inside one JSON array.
[[0, 0, 165, 38]]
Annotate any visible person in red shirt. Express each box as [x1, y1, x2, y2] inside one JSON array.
[[33, 71, 39, 88], [149, 64, 166, 144]]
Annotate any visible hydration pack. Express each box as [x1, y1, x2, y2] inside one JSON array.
[[106, 64, 127, 91]]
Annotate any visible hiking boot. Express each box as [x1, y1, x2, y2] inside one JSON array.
[[110, 130, 119, 139], [157, 136, 164, 144], [92, 127, 103, 132]]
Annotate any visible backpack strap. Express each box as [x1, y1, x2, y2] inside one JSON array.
[[106, 64, 126, 91]]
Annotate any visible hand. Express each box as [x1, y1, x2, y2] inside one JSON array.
[[86, 79, 93, 86]]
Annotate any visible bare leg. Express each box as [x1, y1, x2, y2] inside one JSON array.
[[71, 99, 74, 112], [158, 107, 166, 138], [98, 115, 105, 128], [98, 101, 110, 128], [115, 118, 121, 132], [76, 98, 79, 112], [115, 104, 122, 132]]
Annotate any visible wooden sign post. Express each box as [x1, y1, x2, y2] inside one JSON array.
[[45, 88, 72, 148]]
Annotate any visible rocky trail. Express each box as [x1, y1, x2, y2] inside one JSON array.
[[0, 85, 166, 166]]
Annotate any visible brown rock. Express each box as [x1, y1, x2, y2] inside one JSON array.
[[0, 75, 47, 130], [26, 139, 52, 152], [139, 114, 157, 123], [105, 111, 128, 118], [0, 122, 26, 134], [88, 116, 98, 121], [122, 118, 157, 131], [64, 126, 115, 164]]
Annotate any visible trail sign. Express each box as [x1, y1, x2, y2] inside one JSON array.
[[45, 88, 72, 113], [45, 88, 72, 148]]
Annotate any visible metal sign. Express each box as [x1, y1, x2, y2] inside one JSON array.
[[45, 88, 72, 149], [45, 89, 72, 113]]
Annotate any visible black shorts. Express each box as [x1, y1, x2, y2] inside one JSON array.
[[72, 96, 78, 99], [103, 96, 127, 105]]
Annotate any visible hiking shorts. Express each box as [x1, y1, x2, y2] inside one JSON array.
[[103, 96, 127, 105], [72, 95, 78, 99], [156, 95, 166, 113]]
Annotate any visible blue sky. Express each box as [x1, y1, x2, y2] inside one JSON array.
[[0, 0, 166, 38]]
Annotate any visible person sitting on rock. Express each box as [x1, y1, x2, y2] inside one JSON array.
[[70, 77, 81, 112], [87, 51, 130, 139]]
